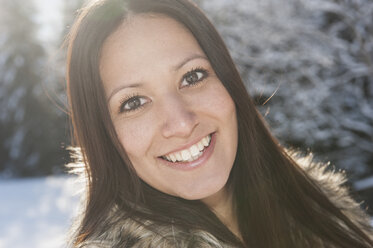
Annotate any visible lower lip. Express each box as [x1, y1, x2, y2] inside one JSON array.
[[157, 132, 217, 171]]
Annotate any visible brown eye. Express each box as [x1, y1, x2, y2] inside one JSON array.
[[181, 68, 208, 87], [119, 96, 149, 113], [127, 98, 141, 109], [186, 72, 201, 83]]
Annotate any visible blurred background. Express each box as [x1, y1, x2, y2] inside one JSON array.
[[0, 0, 372, 247]]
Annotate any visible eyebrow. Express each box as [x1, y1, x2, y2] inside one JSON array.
[[173, 53, 208, 71], [107, 83, 142, 103], [107, 53, 208, 103]]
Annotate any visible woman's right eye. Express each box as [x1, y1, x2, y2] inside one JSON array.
[[119, 95, 149, 114]]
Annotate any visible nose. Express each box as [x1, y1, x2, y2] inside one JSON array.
[[159, 94, 198, 139]]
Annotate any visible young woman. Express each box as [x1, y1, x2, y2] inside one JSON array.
[[66, 0, 373, 247]]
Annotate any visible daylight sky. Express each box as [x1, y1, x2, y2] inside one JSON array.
[[33, 0, 63, 44]]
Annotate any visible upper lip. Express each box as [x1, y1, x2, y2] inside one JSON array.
[[159, 132, 214, 157]]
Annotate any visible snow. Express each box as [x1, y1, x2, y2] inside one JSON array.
[[198, 0, 373, 178], [0, 176, 80, 248], [0, 175, 371, 248], [354, 176, 373, 191]]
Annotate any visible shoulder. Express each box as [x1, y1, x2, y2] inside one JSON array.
[[77, 207, 235, 248], [294, 153, 372, 233], [296, 154, 360, 209]]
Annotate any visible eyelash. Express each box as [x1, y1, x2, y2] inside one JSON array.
[[118, 93, 147, 114], [118, 67, 209, 114], [180, 67, 209, 88]]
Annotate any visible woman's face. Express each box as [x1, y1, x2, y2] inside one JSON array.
[[100, 14, 238, 201]]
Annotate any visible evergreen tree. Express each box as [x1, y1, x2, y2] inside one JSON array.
[[200, 0, 373, 179], [0, 0, 68, 177]]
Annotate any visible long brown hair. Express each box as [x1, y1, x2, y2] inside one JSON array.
[[66, 0, 373, 247]]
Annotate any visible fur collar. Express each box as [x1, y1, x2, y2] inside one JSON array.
[[74, 159, 372, 248]]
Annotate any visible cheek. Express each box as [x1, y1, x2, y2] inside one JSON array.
[[199, 81, 236, 121], [113, 116, 154, 159], [200, 82, 238, 153]]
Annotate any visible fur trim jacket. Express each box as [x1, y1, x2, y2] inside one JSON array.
[[73, 162, 373, 248]]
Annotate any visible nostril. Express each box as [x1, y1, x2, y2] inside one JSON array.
[[161, 114, 198, 138], [157, 95, 199, 138]]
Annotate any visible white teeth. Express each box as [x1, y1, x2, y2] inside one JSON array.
[[162, 134, 212, 163], [202, 137, 209, 147], [189, 145, 200, 157], [193, 151, 202, 159], [175, 152, 182, 161], [169, 153, 177, 162], [197, 142, 204, 150], [181, 150, 192, 161]]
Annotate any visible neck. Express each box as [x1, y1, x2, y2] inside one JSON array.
[[202, 187, 241, 240]]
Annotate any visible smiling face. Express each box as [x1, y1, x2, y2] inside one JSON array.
[[100, 14, 238, 201]]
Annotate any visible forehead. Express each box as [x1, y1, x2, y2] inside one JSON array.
[[99, 14, 205, 91]]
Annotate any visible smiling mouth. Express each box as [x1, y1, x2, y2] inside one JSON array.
[[160, 134, 212, 163]]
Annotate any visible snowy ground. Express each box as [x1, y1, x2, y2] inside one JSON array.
[[1, 176, 371, 248], [0, 176, 80, 248]]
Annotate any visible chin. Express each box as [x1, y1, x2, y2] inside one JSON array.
[[174, 177, 229, 201]]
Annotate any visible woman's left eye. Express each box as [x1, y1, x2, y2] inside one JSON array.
[[180, 68, 208, 88]]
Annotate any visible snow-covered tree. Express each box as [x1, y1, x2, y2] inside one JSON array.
[[199, 0, 373, 180], [0, 0, 68, 177]]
